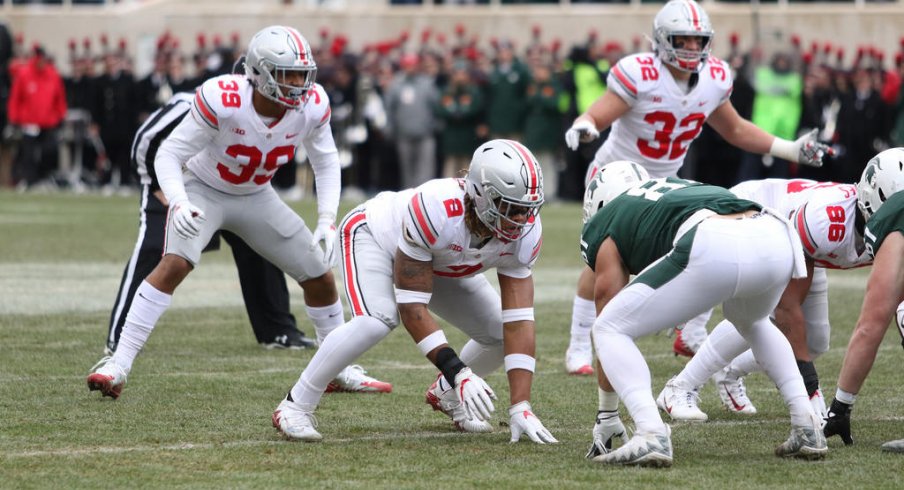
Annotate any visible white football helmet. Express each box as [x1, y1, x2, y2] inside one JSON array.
[[653, 0, 714, 73], [244, 26, 317, 109], [465, 139, 544, 242], [583, 161, 650, 224], [857, 147, 904, 220]]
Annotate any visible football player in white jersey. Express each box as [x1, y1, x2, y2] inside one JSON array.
[[655, 178, 871, 424], [272, 139, 556, 444], [822, 148, 904, 450], [562, 0, 831, 382], [86, 26, 390, 400]]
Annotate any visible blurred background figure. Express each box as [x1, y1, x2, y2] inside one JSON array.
[[435, 58, 485, 179], [7, 45, 67, 191]]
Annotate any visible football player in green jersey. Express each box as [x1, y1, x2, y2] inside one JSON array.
[[824, 148, 904, 450], [582, 167, 826, 466]]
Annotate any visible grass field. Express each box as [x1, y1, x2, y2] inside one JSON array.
[[2, 190, 904, 489]]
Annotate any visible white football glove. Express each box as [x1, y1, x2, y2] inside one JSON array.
[[171, 199, 206, 240], [453, 367, 497, 422], [795, 129, 834, 167], [509, 401, 558, 444], [585, 410, 630, 458], [310, 219, 338, 267], [565, 120, 600, 151]]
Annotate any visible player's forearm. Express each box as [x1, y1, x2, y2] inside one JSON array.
[[155, 115, 214, 204], [305, 126, 341, 221], [503, 319, 536, 405], [837, 320, 888, 394], [773, 306, 810, 361]]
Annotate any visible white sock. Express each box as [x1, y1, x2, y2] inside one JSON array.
[[112, 281, 171, 373], [676, 320, 748, 388], [569, 296, 596, 347], [459, 339, 504, 377], [305, 300, 345, 344], [289, 315, 390, 410], [598, 387, 619, 412], [726, 350, 760, 378], [595, 327, 665, 435], [738, 317, 811, 426]]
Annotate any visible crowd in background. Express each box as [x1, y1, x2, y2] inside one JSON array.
[[2, 21, 904, 201]]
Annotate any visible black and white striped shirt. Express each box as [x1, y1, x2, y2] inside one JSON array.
[[130, 92, 194, 190]]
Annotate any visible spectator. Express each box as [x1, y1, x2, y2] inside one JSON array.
[[384, 53, 439, 189], [523, 61, 564, 200], [7, 45, 67, 190], [435, 59, 485, 178], [486, 40, 529, 139], [833, 67, 890, 184], [92, 51, 139, 191]]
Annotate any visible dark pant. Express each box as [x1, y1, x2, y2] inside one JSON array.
[[14, 128, 58, 186], [105, 186, 300, 351]]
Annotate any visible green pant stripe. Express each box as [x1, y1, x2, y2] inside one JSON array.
[[633, 227, 697, 290]]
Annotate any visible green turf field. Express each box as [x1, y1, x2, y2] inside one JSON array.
[[2, 190, 903, 488]]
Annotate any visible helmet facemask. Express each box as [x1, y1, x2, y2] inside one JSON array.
[[653, 0, 714, 73], [253, 61, 317, 109], [475, 188, 542, 242]]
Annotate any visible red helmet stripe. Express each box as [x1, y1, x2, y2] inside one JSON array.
[[503, 139, 539, 194], [685, 1, 702, 31], [286, 27, 307, 62]]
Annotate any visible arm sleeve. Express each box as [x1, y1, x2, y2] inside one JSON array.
[[154, 111, 217, 205], [303, 122, 341, 223]]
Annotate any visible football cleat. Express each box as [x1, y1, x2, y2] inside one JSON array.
[[810, 388, 828, 427], [325, 365, 393, 393], [823, 398, 854, 445], [586, 410, 630, 458], [712, 368, 757, 415], [657, 377, 708, 422], [86, 356, 128, 400], [775, 416, 828, 460], [272, 398, 322, 442], [591, 426, 672, 468], [425, 373, 493, 433], [881, 439, 904, 453], [261, 330, 317, 350], [672, 328, 701, 358], [565, 343, 594, 376]]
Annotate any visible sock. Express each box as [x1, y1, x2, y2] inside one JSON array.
[[569, 296, 596, 347], [726, 350, 760, 378], [598, 387, 619, 412], [796, 360, 820, 397], [305, 300, 344, 344], [289, 316, 390, 411], [112, 281, 171, 373], [459, 339, 504, 377], [676, 320, 747, 388], [739, 317, 810, 426], [835, 388, 857, 405]]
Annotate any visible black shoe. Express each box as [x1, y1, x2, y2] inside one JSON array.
[[261, 330, 317, 350], [823, 398, 854, 446]]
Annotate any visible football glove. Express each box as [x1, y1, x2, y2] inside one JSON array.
[[586, 410, 630, 458], [795, 129, 834, 167], [823, 398, 853, 446], [171, 199, 206, 240], [453, 368, 497, 422], [565, 120, 600, 151], [509, 401, 557, 444], [310, 219, 338, 267]]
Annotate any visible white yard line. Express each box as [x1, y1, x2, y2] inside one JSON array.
[[0, 263, 870, 316]]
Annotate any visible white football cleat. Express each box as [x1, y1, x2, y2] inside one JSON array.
[[657, 377, 708, 422], [775, 415, 827, 460], [86, 356, 128, 400], [712, 367, 757, 415], [809, 387, 827, 426], [591, 425, 672, 468], [565, 343, 594, 376], [326, 365, 393, 393], [425, 373, 493, 433], [272, 398, 322, 442]]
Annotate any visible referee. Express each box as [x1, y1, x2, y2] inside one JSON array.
[[104, 92, 315, 353]]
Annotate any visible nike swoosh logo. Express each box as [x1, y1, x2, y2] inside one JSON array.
[[329, 312, 341, 318], [666, 404, 673, 414], [286, 133, 300, 139], [500, 252, 514, 256], [724, 388, 746, 411]]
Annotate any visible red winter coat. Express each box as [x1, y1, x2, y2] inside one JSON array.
[[7, 57, 67, 129]]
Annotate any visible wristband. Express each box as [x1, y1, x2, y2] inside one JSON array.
[[435, 346, 466, 386], [508, 400, 532, 417], [502, 307, 535, 323], [395, 288, 432, 304], [504, 353, 536, 373], [769, 137, 797, 162], [417, 330, 448, 356]]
